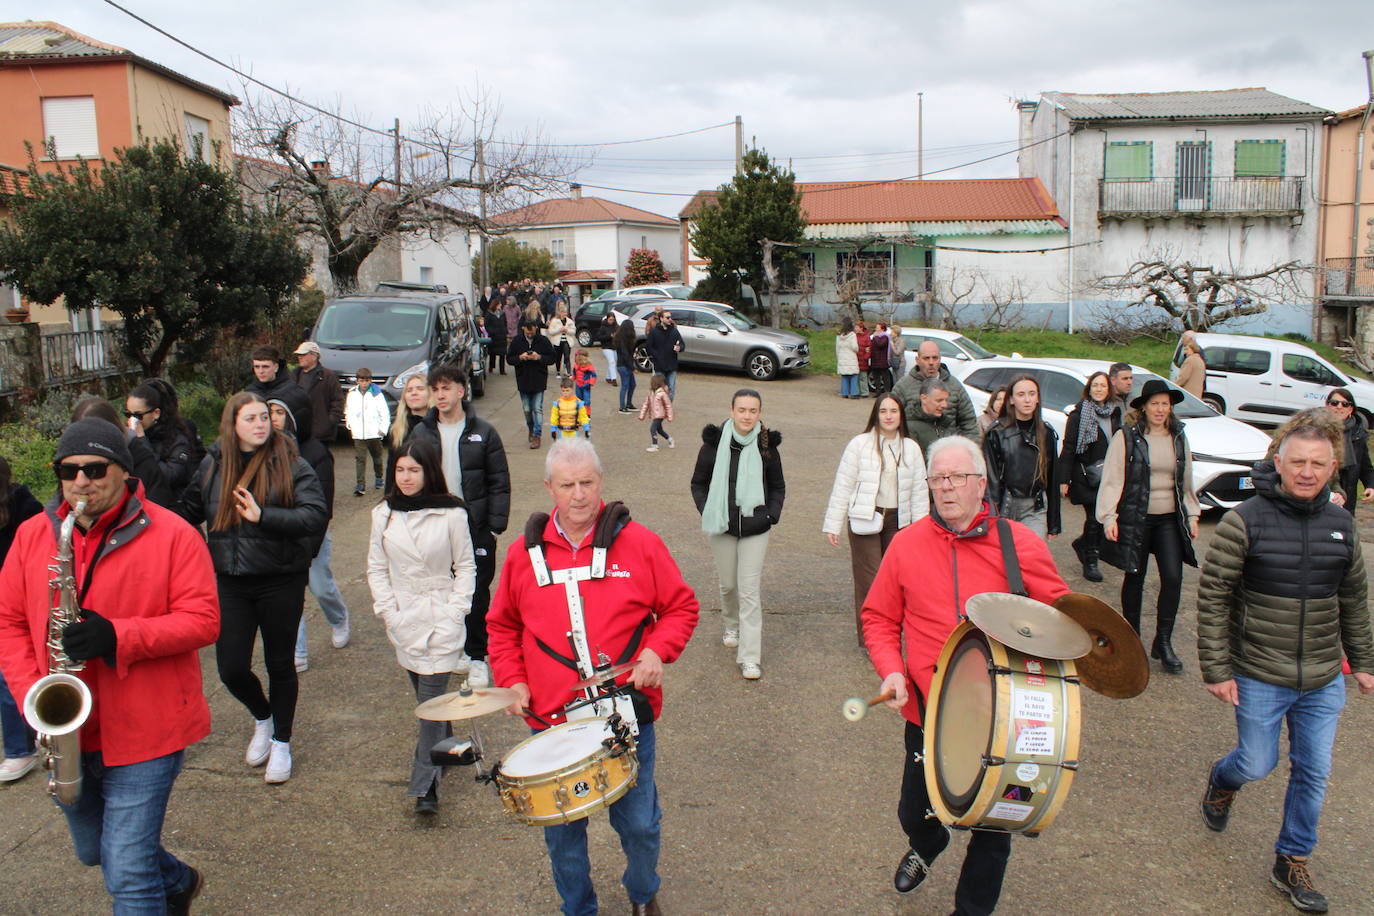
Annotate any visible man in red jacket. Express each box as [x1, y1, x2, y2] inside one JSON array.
[[861, 434, 1068, 916], [489, 438, 698, 916], [0, 419, 219, 914]]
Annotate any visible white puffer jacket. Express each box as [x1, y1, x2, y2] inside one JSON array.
[[367, 502, 476, 675], [346, 385, 392, 440], [835, 332, 859, 375], [822, 432, 929, 535], [545, 316, 574, 348]]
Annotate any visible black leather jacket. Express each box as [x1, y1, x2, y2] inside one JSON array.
[[983, 419, 1061, 535]]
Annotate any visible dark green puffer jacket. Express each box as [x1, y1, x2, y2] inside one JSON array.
[[1196, 460, 1374, 689]]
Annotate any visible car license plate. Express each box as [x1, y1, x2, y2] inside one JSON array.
[[1238, 476, 1253, 490]]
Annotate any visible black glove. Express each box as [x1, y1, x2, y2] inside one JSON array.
[[62, 609, 117, 664]]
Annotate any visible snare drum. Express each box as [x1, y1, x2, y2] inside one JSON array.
[[923, 621, 1081, 837], [496, 718, 638, 826]]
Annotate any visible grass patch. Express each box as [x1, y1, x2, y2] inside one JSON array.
[[0, 423, 57, 503]]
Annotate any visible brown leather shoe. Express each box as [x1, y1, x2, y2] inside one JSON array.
[[630, 895, 662, 916]]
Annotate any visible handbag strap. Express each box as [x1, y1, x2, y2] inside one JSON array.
[[996, 517, 1028, 597]]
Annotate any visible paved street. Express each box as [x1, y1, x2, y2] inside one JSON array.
[[4, 365, 1373, 916]]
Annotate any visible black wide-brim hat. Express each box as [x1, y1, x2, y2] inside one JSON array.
[[1130, 378, 1185, 410]]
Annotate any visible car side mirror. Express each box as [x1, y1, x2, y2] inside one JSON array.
[[717, 327, 730, 335]]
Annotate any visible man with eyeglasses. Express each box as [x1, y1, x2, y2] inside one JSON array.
[[0, 418, 219, 913], [860, 435, 1068, 915]]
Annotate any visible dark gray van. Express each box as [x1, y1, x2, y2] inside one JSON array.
[[310, 289, 486, 406]]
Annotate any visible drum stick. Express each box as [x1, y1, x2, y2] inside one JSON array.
[[841, 690, 896, 722]]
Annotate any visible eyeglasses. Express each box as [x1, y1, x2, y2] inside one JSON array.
[[929, 473, 982, 490], [54, 460, 113, 481], [124, 409, 153, 420], [1327, 400, 1352, 408]]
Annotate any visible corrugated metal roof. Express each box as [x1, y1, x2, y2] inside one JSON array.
[[1043, 88, 1330, 121]]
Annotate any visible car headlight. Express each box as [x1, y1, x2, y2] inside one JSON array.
[[780, 344, 797, 351], [391, 361, 430, 390]]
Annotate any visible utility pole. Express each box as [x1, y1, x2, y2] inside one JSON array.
[[393, 117, 401, 188], [917, 92, 924, 179], [735, 115, 743, 174], [477, 138, 490, 292]]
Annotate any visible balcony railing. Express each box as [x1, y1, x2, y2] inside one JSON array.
[[41, 328, 131, 381], [1321, 256, 1374, 300], [1099, 178, 1304, 216]]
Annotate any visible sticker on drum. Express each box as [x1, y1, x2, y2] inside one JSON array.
[[501, 720, 608, 778], [1024, 659, 1046, 686], [1016, 763, 1040, 782], [989, 801, 1034, 822], [1014, 725, 1055, 756], [1013, 688, 1054, 722]]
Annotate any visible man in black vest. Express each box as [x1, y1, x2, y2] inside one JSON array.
[[1197, 411, 1374, 914]]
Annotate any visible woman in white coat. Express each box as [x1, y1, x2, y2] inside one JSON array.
[[545, 302, 575, 375], [835, 317, 860, 398], [822, 393, 929, 644], [367, 438, 476, 815]]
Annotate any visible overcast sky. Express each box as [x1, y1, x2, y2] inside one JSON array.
[[29, 0, 1374, 215]]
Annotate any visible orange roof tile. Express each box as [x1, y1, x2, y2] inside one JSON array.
[[495, 195, 676, 227], [679, 177, 1060, 224]]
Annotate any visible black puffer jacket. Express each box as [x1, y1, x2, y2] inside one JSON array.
[[1197, 459, 1374, 688], [690, 424, 785, 538], [507, 332, 556, 394], [408, 408, 512, 541], [1099, 421, 1196, 574], [179, 442, 327, 577], [268, 395, 334, 557], [983, 418, 1061, 534], [1337, 412, 1374, 508], [127, 418, 201, 510], [1056, 405, 1119, 507]]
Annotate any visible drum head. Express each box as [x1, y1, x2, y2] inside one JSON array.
[[502, 719, 609, 778], [934, 634, 994, 813]]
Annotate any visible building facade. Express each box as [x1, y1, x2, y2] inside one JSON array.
[[1316, 103, 1374, 348]]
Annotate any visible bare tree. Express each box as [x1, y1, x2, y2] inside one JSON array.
[[234, 86, 574, 294], [824, 239, 894, 320], [929, 265, 979, 329], [1092, 247, 1311, 331]]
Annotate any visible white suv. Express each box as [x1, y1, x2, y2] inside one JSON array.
[[1170, 333, 1374, 427]]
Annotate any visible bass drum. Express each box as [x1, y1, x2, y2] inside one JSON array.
[[923, 621, 1081, 837]]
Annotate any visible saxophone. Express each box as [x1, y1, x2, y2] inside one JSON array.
[[22, 498, 93, 805]]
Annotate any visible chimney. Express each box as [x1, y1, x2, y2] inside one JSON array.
[[569, 183, 582, 200], [1015, 100, 1039, 178], [309, 160, 331, 178]]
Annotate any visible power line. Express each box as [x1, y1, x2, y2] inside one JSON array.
[[484, 122, 735, 149], [590, 139, 1021, 164]]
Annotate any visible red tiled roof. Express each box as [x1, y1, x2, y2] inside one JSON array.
[[0, 162, 33, 198], [495, 196, 676, 227], [679, 177, 1060, 224]]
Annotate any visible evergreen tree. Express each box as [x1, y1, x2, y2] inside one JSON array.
[[472, 237, 558, 286]]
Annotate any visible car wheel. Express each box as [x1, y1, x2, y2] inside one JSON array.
[[1201, 394, 1224, 415], [634, 344, 653, 372], [746, 350, 778, 381], [576, 328, 593, 347]]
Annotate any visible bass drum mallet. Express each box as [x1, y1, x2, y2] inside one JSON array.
[[841, 690, 896, 722]]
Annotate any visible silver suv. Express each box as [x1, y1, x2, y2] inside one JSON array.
[[612, 300, 810, 381]]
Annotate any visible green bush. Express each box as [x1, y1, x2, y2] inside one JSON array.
[[0, 422, 58, 502], [179, 381, 226, 442]]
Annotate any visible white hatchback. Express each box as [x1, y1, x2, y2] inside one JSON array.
[[894, 326, 1000, 376], [949, 357, 1274, 511]]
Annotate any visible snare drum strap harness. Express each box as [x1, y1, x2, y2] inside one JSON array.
[[996, 517, 1028, 598], [523, 502, 649, 696]]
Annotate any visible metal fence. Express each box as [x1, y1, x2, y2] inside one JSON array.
[[1322, 256, 1374, 300], [0, 326, 134, 396], [1099, 178, 1304, 215]]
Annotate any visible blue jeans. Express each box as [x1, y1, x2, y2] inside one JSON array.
[[543, 721, 661, 916], [840, 374, 858, 397], [295, 530, 349, 658], [1213, 674, 1347, 856], [663, 371, 677, 400], [520, 390, 545, 436], [59, 750, 195, 915], [617, 365, 636, 410], [1, 667, 35, 758]]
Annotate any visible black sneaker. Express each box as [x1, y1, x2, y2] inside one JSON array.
[[353, 487, 364, 497], [893, 827, 950, 895], [1201, 762, 1238, 832], [1271, 854, 1329, 913], [166, 866, 204, 915]]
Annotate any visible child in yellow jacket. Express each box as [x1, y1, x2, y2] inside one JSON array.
[[549, 377, 590, 439]]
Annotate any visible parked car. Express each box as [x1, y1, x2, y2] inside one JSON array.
[[611, 299, 810, 381], [573, 295, 665, 347], [893, 326, 1000, 376], [1169, 332, 1374, 427], [614, 283, 693, 299], [310, 289, 485, 407], [950, 357, 1273, 510]]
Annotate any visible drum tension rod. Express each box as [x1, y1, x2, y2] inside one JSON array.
[[986, 664, 1079, 685]]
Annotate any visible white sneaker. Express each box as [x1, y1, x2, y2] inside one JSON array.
[[265, 740, 292, 784], [0, 753, 39, 782], [330, 618, 350, 649], [294, 654, 308, 672], [666, 435, 675, 449], [741, 662, 762, 680], [468, 660, 490, 689], [722, 629, 739, 648], [246, 718, 273, 767], [646, 444, 659, 452]]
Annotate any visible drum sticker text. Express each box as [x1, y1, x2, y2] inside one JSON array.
[[1014, 725, 1055, 756], [989, 801, 1034, 823], [1024, 659, 1047, 686], [1013, 688, 1054, 722], [1016, 763, 1040, 782]]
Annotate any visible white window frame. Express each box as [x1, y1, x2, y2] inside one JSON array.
[[184, 113, 210, 161], [41, 97, 100, 159]]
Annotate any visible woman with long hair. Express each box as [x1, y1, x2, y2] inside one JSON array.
[[822, 393, 929, 644], [835, 317, 859, 399], [1097, 379, 1199, 674], [387, 375, 433, 470], [546, 303, 575, 375], [1325, 388, 1374, 512], [180, 392, 327, 782], [367, 439, 475, 816], [978, 387, 1007, 437], [125, 378, 204, 509], [690, 389, 785, 680], [983, 374, 1060, 539], [522, 299, 547, 332], [1057, 371, 1118, 581], [614, 318, 638, 412]]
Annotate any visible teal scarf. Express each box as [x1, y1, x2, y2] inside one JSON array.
[[701, 420, 765, 535]]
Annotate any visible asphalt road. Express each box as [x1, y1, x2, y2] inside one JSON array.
[[4, 365, 1373, 916]]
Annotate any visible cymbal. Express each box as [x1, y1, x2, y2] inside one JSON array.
[[1054, 593, 1150, 699], [965, 592, 1092, 660], [415, 687, 518, 721], [571, 661, 640, 690]]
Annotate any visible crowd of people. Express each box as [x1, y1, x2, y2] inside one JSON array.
[[0, 319, 1371, 916]]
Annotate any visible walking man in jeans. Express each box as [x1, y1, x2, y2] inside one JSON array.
[[508, 318, 556, 450], [1197, 411, 1374, 913]]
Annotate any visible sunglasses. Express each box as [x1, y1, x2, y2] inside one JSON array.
[[125, 409, 153, 420], [54, 460, 114, 481], [1328, 400, 1352, 408]]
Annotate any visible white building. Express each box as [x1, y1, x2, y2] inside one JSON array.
[[1017, 88, 1331, 335]]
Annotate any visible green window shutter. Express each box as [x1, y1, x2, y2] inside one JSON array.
[[1234, 140, 1285, 177], [1104, 142, 1152, 181]]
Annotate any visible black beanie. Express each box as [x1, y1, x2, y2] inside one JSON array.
[[55, 418, 135, 471]]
